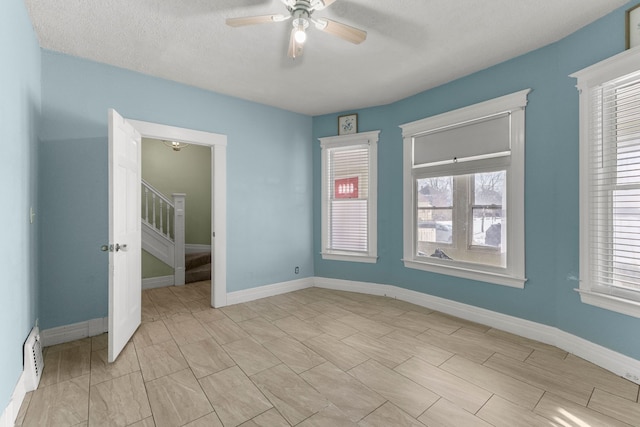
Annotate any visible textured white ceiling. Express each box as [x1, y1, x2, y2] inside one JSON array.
[[24, 0, 627, 115]]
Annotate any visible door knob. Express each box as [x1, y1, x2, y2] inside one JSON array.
[[100, 245, 110, 252]]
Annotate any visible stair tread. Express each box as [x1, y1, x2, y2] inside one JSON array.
[[185, 252, 211, 270], [186, 262, 211, 284], [188, 262, 211, 273]]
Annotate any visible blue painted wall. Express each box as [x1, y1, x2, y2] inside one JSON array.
[[39, 51, 314, 329], [3, 2, 637, 416], [313, 3, 640, 360], [0, 0, 41, 412]]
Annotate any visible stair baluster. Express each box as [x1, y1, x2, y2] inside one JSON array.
[[166, 202, 172, 238], [152, 193, 156, 228], [144, 187, 149, 224], [159, 199, 164, 235]]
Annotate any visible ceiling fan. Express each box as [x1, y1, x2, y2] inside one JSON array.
[[226, 0, 367, 59]]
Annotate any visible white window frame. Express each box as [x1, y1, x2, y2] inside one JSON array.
[[400, 90, 530, 288], [319, 130, 379, 263], [571, 47, 640, 319]]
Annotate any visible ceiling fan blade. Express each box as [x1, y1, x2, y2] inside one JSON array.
[[280, 0, 296, 7], [226, 14, 288, 27], [314, 18, 367, 44], [311, 0, 337, 11], [288, 28, 304, 59]]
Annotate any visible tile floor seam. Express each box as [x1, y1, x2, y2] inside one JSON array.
[[139, 378, 156, 427], [586, 387, 601, 409], [359, 399, 390, 423], [130, 341, 151, 427], [471, 393, 495, 417], [430, 356, 512, 404], [417, 395, 442, 420], [588, 387, 640, 426], [480, 354, 545, 396], [531, 388, 548, 412], [86, 375, 93, 427], [437, 351, 456, 367], [247, 406, 284, 425], [391, 358, 492, 413]]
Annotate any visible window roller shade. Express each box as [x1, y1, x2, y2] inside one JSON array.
[[413, 113, 511, 167]]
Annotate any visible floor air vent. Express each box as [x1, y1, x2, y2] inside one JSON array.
[[24, 327, 44, 391]]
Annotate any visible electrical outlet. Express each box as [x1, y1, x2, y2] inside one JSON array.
[[295, 266, 299, 274]]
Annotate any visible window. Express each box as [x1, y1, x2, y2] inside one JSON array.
[[400, 90, 530, 287], [416, 171, 506, 264], [572, 48, 640, 318], [319, 130, 379, 263]]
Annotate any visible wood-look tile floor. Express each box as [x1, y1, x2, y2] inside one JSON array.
[[15, 282, 640, 427]]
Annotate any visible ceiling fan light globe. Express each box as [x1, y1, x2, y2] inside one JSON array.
[[294, 28, 307, 43]]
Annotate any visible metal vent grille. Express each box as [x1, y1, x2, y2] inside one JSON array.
[[31, 337, 43, 378], [24, 327, 44, 391]]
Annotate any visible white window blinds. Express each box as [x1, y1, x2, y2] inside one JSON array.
[[320, 130, 379, 263], [588, 71, 640, 301], [327, 144, 369, 253]]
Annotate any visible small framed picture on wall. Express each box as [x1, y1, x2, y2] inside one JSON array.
[[626, 3, 640, 49], [338, 114, 358, 135]]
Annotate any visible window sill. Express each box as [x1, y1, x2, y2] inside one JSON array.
[[321, 252, 378, 264], [403, 259, 526, 288], [575, 289, 640, 319]]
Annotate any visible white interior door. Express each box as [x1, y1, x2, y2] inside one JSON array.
[[108, 109, 142, 362]]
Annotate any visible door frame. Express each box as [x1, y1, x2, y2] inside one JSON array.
[[129, 118, 227, 308]]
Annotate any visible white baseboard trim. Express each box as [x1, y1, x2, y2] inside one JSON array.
[[142, 275, 174, 290], [227, 277, 314, 306], [185, 244, 211, 254], [0, 371, 27, 427], [41, 317, 108, 347], [29, 276, 640, 386], [313, 277, 640, 384]]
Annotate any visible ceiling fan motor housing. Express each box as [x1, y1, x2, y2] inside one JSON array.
[[290, 0, 313, 20]]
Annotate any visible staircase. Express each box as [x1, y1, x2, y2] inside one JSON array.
[[186, 252, 211, 283], [141, 179, 186, 286], [142, 180, 212, 285]]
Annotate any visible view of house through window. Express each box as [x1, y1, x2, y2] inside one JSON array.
[[472, 171, 506, 249], [416, 171, 506, 268]]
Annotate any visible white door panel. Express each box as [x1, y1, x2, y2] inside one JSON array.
[[108, 109, 142, 362]]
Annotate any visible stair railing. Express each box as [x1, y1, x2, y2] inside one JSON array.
[[141, 179, 186, 286], [142, 180, 175, 239]]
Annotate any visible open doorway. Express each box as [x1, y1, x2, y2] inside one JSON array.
[[141, 138, 212, 287], [129, 118, 227, 308]]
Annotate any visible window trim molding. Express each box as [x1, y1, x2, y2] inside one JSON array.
[[399, 90, 530, 287], [319, 130, 380, 263], [571, 47, 640, 319]]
